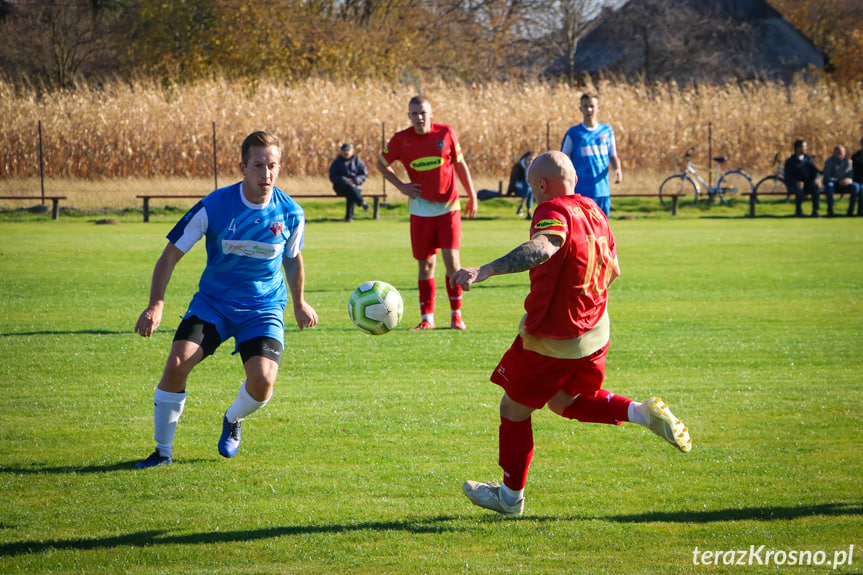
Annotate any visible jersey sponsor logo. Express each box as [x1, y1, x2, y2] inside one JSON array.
[[534, 218, 565, 230], [221, 239, 281, 259], [269, 221, 284, 237], [579, 144, 609, 157], [410, 156, 444, 171]]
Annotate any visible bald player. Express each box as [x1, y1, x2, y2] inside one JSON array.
[[451, 151, 691, 516]]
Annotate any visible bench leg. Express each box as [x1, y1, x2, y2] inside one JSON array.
[[373, 197, 380, 220], [749, 193, 756, 217], [143, 197, 150, 223], [51, 198, 60, 220], [672, 196, 679, 216]]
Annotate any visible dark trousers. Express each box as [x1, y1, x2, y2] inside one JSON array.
[[828, 182, 863, 216], [790, 181, 829, 216], [333, 182, 365, 221]]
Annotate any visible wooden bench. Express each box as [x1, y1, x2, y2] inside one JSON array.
[[468, 191, 684, 215], [0, 196, 67, 219], [137, 193, 388, 222], [743, 191, 791, 217]]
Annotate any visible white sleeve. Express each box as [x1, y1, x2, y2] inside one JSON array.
[[282, 217, 305, 259], [172, 207, 208, 253], [561, 132, 573, 156]]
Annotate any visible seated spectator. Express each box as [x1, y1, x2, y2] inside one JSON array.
[[851, 137, 863, 217], [784, 139, 824, 217], [507, 151, 534, 219], [822, 144, 861, 217], [329, 143, 369, 222]]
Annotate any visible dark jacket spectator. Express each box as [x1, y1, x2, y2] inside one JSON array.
[[329, 143, 369, 221], [784, 140, 825, 217]]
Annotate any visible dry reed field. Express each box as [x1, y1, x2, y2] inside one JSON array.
[[1, 77, 862, 209]]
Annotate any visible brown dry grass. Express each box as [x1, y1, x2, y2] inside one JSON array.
[[1, 77, 861, 209]]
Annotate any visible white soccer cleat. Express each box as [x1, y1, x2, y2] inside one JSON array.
[[462, 480, 524, 516], [636, 397, 692, 453]]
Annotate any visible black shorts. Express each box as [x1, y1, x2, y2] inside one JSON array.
[[175, 315, 283, 364]]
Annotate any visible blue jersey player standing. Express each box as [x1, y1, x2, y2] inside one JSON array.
[[560, 92, 623, 217], [133, 131, 318, 469]]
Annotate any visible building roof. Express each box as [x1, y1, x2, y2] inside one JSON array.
[[545, 0, 825, 83]]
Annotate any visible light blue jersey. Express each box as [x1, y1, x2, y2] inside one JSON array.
[[167, 182, 305, 310], [561, 123, 617, 201]]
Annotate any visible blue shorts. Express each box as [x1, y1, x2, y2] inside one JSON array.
[[591, 196, 611, 217], [184, 292, 286, 348]]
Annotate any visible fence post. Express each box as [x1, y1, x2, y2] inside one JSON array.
[[708, 121, 713, 187], [212, 121, 218, 191], [38, 120, 45, 205], [381, 121, 386, 198], [546, 121, 551, 151]]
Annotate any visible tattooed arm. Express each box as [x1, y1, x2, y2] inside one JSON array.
[[449, 234, 563, 291]]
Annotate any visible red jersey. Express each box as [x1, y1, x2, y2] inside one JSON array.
[[380, 123, 463, 204], [524, 194, 617, 340]]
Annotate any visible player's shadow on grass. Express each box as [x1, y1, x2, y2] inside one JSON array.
[[0, 459, 210, 475], [0, 516, 462, 557], [3, 504, 863, 557], [0, 329, 135, 337], [598, 502, 863, 523]]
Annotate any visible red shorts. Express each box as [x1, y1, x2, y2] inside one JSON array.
[[410, 211, 461, 260], [490, 336, 608, 410]]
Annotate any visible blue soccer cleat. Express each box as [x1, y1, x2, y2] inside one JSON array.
[[218, 415, 242, 458], [134, 450, 172, 469]]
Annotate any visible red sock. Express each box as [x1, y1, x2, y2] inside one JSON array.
[[418, 279, 435, 316], [499, 416, 534, 491], [562, 389, 631, 425], [444, 275, 462, 312]]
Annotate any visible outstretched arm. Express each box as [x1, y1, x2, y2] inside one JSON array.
[[283, 253, 318, 330], [135, 243, 185, 337], [449, 234, 563, 291]]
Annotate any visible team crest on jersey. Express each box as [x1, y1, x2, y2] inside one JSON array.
[[269, 221, 284, 237], [437, 140, 445, 150]]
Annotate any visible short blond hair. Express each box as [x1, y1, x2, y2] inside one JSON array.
[[241, 131, 281, 164]]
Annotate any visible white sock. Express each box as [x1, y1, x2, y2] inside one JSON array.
[[628, 401, 648, 426], [153, 388, 186, 457], [451, 309, 461, 317], [501, 483, 524, 505], [421, 313, 435, 324], [224, 380, 268, 423]]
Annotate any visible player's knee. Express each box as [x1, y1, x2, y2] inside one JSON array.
[[417, 258, 435, 276], [245, 376, 274, 403], [499, 394, 534, 422]]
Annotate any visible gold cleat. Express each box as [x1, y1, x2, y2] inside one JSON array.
[[636, 397, 692, 453]]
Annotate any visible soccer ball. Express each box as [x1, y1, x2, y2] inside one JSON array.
[[348, 281, 404, 335]]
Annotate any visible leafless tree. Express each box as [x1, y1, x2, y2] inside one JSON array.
[[520, 0, 609, 81], [0, 0, 129, 89]]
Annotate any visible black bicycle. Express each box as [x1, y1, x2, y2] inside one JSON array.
[[753, 153, 789, 203]]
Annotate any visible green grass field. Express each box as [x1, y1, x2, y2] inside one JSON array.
[[1, 205, 861, 574]]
